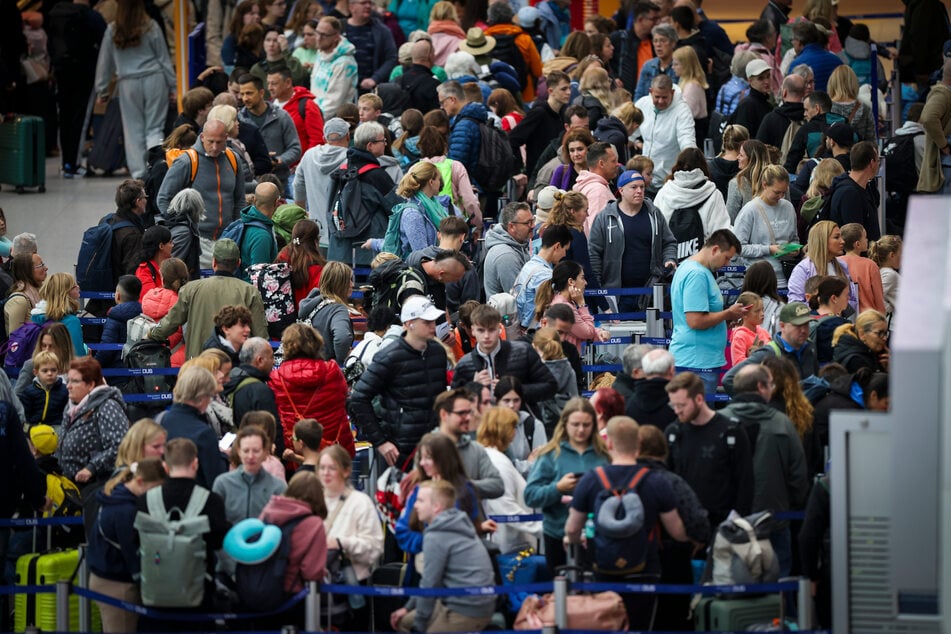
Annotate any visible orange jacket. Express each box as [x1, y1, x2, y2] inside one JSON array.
[[484, 24, 543, 102]]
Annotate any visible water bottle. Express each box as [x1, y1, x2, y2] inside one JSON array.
[[584, 513, 596, 540]]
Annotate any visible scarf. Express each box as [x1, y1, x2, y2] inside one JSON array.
[[415, 192, 449, 230], [427, 20, 466, 39]]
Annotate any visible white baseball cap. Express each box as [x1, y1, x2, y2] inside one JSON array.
[[400, 296, 443, 323]]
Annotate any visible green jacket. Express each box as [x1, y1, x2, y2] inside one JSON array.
[[238, 205, 278, 280]]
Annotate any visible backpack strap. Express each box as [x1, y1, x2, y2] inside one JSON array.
[[298, 98, 307, 122], [186, 147, 238, 185], [182, 486, 210, 519], [595, 466, 613, 491], [767, 340, 782, 357], [357, 163, 379, 176], [625, 466, 650, 492], [146, 486, 167, 518], [228, 376, 262, 408]]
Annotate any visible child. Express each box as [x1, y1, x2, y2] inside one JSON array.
[[95, 275, 143, 376], [20, 350, 69, 427], [141, 258, 189, 367], [287, 418, 323, 472], [357, 93, 383, 124], [731, 292, 772, 365], [236, 411, 286, 481]]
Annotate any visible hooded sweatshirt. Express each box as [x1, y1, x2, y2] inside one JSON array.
[[213, 465, 287, 526], [299, 290, 354, 363], [89, 484, 141, 582], [653, 167, 730, 236], [482, 223, 531, 297], [574, 170, 616, 235], [634, 92, 698, 188], [293, 143, 350, 248], [238, 205, 279, 278], [404, 507, 496, 630], [259, 495, 327, 593], [311, 38, 358, 118]]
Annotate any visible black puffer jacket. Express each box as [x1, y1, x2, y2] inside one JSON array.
[[451, 340, 557, 408], [347, 335, 448, 465], [832, 333, 885, 374]]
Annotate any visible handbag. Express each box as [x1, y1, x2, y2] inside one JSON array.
[[514, 591, 628, 631], [20, 56, 49, 84], [753, 199, 801, 280]]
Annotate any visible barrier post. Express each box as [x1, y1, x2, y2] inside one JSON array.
[[305, 580, 320, 632], [55, 579, 70, 631], [646, 284, 665, 339], [281, 626, 297, 634], [78, 543, 92, 633], [798, 576, 813, 630], [553, 575, 568, 629]]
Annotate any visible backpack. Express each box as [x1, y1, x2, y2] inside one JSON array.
[[44, 472, 84, 548], [459, 116, 515, 193], [710, 510, 780, 585], [47, 2, 97, 71], [219, 216, 272, 251], [365, 258, 425, 313], [234, 516, 307, 611], [592, 466, 654, 575], [667, 198, 708, 263], [122, 339, 175, 417], [124, 313, 159, 359], [329, 162, 382, 239], [248, 262, 297, 340], [778, 119, 803, 165], [807, 314, 835, 344], [380, 201, 426, 259], [0, 292, 26, 353], [183, 147, 238, 185], [76, 215, 137, 292], [228, 375, 262, 409], [491, 33, 529, 87], [706, 110, 728, 155], [134, 485, 211, 607], [2, 321, 44, 370], [882, 131, 924, 195]]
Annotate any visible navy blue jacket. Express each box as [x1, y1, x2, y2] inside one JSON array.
[[88, 483, 140, 582], [448, 101, 487, 173], [20, 377, 69, 426], [345, 18, 398, 85], [789, 44, 844, 92], [96, 301, 142, 370], [160, 403, 228, 490], [0, 401, 46, 518]]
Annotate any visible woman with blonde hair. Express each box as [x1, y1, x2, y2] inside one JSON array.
[[180, 350, 235, 438], [428, 1, 466, 66], [476, 407, 543, 553], [531, 327, 579, 403], [733, 164, 799, 288], [525, 397, 609, 573], [35, 272, 86, 356], [93, 0, 175, 179], [800, 158, 845, 238], [826, 65, 875, 142], [726, 139, 771, 222], [88, 458, 165, 633], [832, 309, 889, 373], [761, 355, 814, 439], [709, 124, 750, 198], [270, 323, 352, 455], [574, 66, 612, 130], [868, 235, 902, 317], [114, 419, 167, 469], [788, 220, 858, 314], [299, 261, 357, 363], [544, 190, 609, 314], [368, 161, 450, 257], [672, 46, 708, 137]]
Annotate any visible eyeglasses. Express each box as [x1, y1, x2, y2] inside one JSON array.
[[509, 219, 533, 226], [870, 329, 889, 339], [370, 138, 386, 144], [438, 96, 456, 106], [33, 262, 47, 270]]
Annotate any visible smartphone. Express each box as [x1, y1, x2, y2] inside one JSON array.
[[572, 472, 585, 478]]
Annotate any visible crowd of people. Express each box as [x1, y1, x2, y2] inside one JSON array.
[[0, 0, 948, 631]]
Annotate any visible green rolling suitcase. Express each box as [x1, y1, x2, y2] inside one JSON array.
[[15, 548, 102, 632], [694, 594, 782, 631], [0, 115, 46, 193]]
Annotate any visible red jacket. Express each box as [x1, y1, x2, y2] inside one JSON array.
[[282, 86, 325, 154], [135, 260, 163, 295], [276, 249, 323, 308], [140, 287, 185, 366], [259, 496, 327, 593], [269, 357, 354, 455]]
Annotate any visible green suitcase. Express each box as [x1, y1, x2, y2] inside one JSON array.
[[0, 115, 46, 193], [694, 594, 782, 631], [15, 548, 102, 632]]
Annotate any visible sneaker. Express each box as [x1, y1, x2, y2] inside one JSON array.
[[62, 164, 75, 179]]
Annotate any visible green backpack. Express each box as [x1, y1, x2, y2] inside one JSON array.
[[134, 486, 211, 608]]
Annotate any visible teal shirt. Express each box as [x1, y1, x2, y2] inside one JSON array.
[[524, 441, 609, 538], [670, 258, 726, 369]]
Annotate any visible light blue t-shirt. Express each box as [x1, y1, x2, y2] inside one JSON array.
[[669, 259, 726, 369]]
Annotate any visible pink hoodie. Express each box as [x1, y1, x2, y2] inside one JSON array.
[[259, 496, 327, 593], [573, 170, 616, 237]]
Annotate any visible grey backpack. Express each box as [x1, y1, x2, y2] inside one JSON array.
[[134, 486, 211, 607], [710, 510, 780, 585]]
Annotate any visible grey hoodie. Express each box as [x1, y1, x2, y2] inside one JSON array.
[[238, 103, 302, 167], [406, 508, 496, 630], [588, 199, 677, 291], [157, 139, 246, 240], [482, 223, 531, 297], [454, 434, 504, 499], [294, 144, 349, 247]]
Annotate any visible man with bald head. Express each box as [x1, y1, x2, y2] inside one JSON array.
[[756, 73, 806, 161], [236, 181, 281, 280], [397, 38, 441, 113], [157, 118, 246, 266]]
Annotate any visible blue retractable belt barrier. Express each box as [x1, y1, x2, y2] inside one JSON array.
[[72, 586, 308, 621]]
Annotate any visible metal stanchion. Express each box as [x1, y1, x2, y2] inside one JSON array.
[[305, 580, 320, 632], [55, 579, 70, 631], [78, 544, 91, 633], [798, 576, 813, 631], [646, 284, 666, 339], [553, 575, 568, 629], [281, 625, 298, 634], [542, 626, 558, 634]]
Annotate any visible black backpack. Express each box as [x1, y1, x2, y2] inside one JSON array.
[[365, 258, 426, 313], [459, 117, 515, 193], [47, 2, 99, 70], [667, 198, 709, 263], [882, 131, 923, 194], [491, 33, 529, 87], [235, 516, 307, 612], [329, 162, 382, 239], [122, 339, 175, 418]]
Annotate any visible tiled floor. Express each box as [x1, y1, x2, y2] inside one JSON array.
[[1, 158, 128, 277]]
